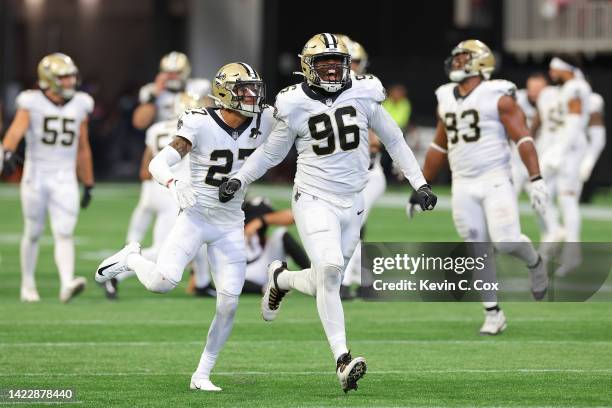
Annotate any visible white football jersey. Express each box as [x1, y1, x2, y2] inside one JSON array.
[[536, 86, 562, 153], [265, 75, 424, 207], [175, 106, 274, 224], [558, 77, 592, 131], [516, 88, 537, 129], [589, 92, 604, 116], [139, 78, 211, 123], [436, 80, 516, 179], [145, 119, 190, 180], [16, 90, 93, 171]]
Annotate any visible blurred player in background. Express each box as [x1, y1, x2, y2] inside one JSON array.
[[1, 53, 94, 303], [126, 52, 211, 260], [104, 92, 214, 299], [219, 33, 437, 392], [538, 56, 593, 275], [241, 196, 310, 293], [580, 91, 606, 184], [336, 35, 384, 300], [96, 62, 273, 391], [414, 40, 549, 335], [511, 73, 563, 245]]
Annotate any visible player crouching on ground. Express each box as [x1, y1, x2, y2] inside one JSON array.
[[2, 53, 94, 303], [96, 62, 274, 391], [411, 40, 549, 335]]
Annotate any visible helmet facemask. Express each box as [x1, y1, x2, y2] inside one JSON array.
[[305, 53, 351, 93], [224, 80, 266, 117], [445, 51, 479, 83]]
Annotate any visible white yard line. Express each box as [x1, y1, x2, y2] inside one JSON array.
[[0, 339, 610, 347], [0, 369, 610, 378]]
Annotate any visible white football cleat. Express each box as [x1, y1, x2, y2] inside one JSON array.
[[20, 287, 40, 303], [479, 309, 507, 335], [261, 260, 289, 321], [60, 277, 87, 303], [190, 375, 221, 392], [528, 255, 548, 301], [336, 352, 367, 393], [95, 242, 141, 283]]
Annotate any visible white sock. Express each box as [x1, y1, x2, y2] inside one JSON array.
[[126, 206, 153, 243], [315, 264, 348, 361], [195, 293, 239, 377], [54, 235, 75, 290], [276, 268, 317, 296], [20, 234, 40, 290], [559, 194, 581, 242]]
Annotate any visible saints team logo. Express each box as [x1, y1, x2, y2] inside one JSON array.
[[231, 130, 239, 140], [177, 119, 183, 130], [325, 98, 333, 107]]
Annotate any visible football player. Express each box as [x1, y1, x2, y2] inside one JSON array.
[[334, 35, 383, 300], [104, 92, 214, 300], [413, 40, 549, 335], [218, 33, 436, 392], [541, 57, 592, 247], [241, 196, 309, 293], [96, 62, 273, 391], [126, 52, 211, 256], [511, 73, 563, 245], [1, 53, 94, 303]]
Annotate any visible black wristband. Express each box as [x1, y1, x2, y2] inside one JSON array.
[[530, 175, 542, 182]]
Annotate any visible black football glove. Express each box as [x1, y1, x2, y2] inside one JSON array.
[[1, 150, 20, 177], [219, 178, 241, 203], [408, 184, 437, 217], [81, 185, 94, 209]]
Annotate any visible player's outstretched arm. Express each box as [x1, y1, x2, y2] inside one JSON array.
[[1, 109, 29, 176], [77, 118, 95, 208], [499, 95, 548, 214], [149, 136, 195, 209], [580, 109, 606, 182], [245, 209, 294, 240], [219, 119, 296, 203], [368, 103, 427, 190]]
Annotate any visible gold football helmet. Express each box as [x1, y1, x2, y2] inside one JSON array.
[[349, 41, 369, 75], [37, 53, 79, 99], [173, 92, 206, 117], [160, 51, 191, 91], [210, 62, 265, 117], [445, 39, 495, 83], [299, 33, 351, 93]]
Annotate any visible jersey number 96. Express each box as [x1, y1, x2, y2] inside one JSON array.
[[308, 106, 360, 156]]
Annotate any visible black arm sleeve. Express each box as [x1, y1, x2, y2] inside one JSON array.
[[282, 232, 310, 269]]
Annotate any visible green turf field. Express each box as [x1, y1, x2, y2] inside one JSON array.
[[1, 183, 611, 407]]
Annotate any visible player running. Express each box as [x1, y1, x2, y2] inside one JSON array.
[[1, 53, 94, 303], [412, 40, 549, 335], [96, 62, 273, 391], [218, 33, 437, 393]]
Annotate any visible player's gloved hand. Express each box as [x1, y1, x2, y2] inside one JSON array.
[[1, 150, 20, 177], [579, 155, 596, 183], [408, 184, 437, 217], [80, 185, 94, 209], [168, 179, 196, 209], [219, 178, 241, 203], [529, 176, 548, 216]]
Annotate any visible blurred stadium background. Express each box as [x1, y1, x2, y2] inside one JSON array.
[[1, 0, 611, 198], [1, 1, 612, 407]]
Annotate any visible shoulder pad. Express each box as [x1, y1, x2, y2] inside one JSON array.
[[75, 92, 94, 114], [351, 74, 386, 103], [15, 90, 39, 111], [590, 93, 604, 114], [486, 79, 517, 98], [274, 84, 302, 122], [434, 83, 455, 102]]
